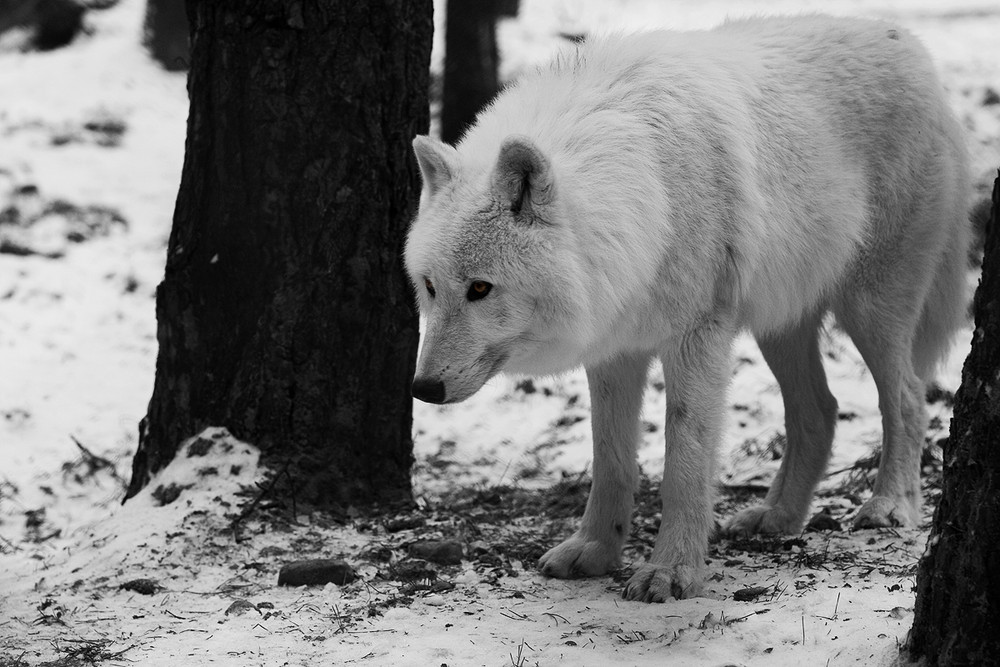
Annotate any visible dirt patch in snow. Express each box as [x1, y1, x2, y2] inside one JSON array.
[[0, 427, 940, 666]]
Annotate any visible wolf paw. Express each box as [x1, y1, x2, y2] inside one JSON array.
[[853, 495, 919, 529], [723, 504, 801, 537], [622, 562, 702, 603], [538, 533, 620, 578]]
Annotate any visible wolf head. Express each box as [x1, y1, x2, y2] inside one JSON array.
[[404, 134, 592, 404]]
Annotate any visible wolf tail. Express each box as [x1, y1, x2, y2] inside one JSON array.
[[911, 202, 975, 384]]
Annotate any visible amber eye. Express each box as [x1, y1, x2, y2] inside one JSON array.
[[467, 281, 492, 301], [424, 278, 436, 298]]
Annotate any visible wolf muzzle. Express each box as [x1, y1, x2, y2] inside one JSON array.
[[412, 378, 446, 404]]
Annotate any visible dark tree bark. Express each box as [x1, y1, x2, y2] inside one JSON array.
[[908, 172, 1000, 664], [440, 0, 517, 144], [142, 0, 188, 71], [125, 1, 431, 509]]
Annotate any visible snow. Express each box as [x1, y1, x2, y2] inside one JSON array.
[[0, 1, 996, 665]]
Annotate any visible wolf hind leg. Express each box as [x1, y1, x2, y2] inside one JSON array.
[[836, 294, 925, 528], [538, 352, 650, 578], [725, 315, 838, 536], [911, 204, 970, 382]]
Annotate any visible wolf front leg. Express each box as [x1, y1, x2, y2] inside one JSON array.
[[623, 322, 734, 602], [538, 352, 650, 578]]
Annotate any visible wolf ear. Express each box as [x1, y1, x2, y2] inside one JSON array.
[[413, 135, 459, 198], [492, 135, 553, 217]]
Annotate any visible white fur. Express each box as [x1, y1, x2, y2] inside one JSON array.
[[405, 16, 970, 602]]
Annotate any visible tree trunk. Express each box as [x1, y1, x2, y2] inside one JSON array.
[[125, 1, 431, 510], [908, 172, 1000, 663], [440, 0, 517, 144], [142, 0, 189, 71]]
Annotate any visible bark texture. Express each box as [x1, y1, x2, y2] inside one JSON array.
[[126, 0, 431, 509], [909, 172, 1000, 664]]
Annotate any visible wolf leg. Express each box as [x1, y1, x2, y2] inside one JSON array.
[[725, 315, 838, 535], [837, 299, 925, 528], [538, 352, 650, 578], [622, 321, 734, 602]]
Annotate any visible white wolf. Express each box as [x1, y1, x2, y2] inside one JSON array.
[[405, 15, 969, 602]]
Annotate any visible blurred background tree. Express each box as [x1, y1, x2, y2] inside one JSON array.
[[440, 0, 518, 144], [0, 0, 96, 50], [143, 0, 187, 70]]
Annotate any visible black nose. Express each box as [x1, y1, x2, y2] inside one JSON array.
[[412, 378, 446, 404]]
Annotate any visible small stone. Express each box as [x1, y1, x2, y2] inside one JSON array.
[[408, 539, 464, 566], [277, 559, 356, 587], [383, 515, 426, 533], [224, 599, 258, 616], [120, 578, 159, 595], [805, 510, 842, 532], [733, 585, 769, 602]]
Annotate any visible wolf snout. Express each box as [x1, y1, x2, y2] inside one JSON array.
[[412, 377, 446, 404]]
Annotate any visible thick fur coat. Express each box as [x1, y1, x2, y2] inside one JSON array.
[[405, 15, 969, 601]]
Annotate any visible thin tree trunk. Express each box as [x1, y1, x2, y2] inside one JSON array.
[[143, 0, 189, 71], [126, 1, 431, 510], [440, 0, 515, 144], [908, 172, 1000, 663]]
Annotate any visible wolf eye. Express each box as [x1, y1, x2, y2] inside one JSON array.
[[424, 278, 436, 298], [467, 281, 492, 301]]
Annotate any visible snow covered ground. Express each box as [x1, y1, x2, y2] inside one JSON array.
[[0, 1, 997, 665]]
